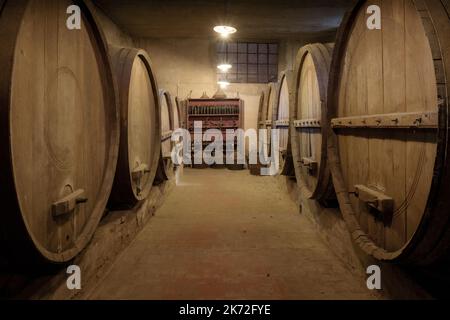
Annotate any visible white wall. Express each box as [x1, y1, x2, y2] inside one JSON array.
[[135, 37, 269, 132], [92, 2, 318, 133]]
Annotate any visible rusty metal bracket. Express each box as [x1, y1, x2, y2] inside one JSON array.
[[52, 189, 87, 217]]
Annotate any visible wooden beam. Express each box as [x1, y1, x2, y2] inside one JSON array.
[[274, 119, 290, 127], [161, 130, 173, 141], [294, 118, 321, 128], [354, 185, 394, 216], [52, 189, 87, 217], [299, 157, 318, 173], [331, 111, 438, 129]]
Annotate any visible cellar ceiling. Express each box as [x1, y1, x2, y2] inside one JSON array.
[[92, 0, 356, 41]]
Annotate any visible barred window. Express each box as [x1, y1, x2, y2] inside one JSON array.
[[217, 41, 278, 84]]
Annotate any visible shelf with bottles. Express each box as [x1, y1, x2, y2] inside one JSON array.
[[186, 99, 244, 128], [188, 104, 240, 116]]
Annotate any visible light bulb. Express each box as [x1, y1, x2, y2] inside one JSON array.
[[213, 25, 237, 37], [217, 81, 230, 89], [217, 64, 232, 72]]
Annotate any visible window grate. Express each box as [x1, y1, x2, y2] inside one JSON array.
[[217, 41, 278, 84]]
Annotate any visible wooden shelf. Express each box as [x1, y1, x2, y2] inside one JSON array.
[[186, 98, 244, 165], [188, 114, 240, 117]]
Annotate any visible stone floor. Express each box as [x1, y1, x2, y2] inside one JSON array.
[[88, 168, 378, 300]]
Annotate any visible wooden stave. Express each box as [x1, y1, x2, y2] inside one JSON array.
[[257, 90, 266, 130], [272, 71, 295, 177], [172, 95, 184, 170], [108, 47, 161, 209], [154, 89, 175, 183], [175, 97, 185, 128], [172, 95, 181, 130], [266, 83, 279, 127], [0, 0, 120, 264], [327, 0, 450, 265], [264, 82, 279, 158], [249, 91, 266, 173], [291, 43, 334, 202]]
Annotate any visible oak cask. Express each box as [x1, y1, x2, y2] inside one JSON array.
[[0, 0, 119, 264], [108, 47, 161, 209], [154, 90, 175, 183], [272, 71, 295, 177], [328, 0, 450, 264], [291, 43, 334, 202]]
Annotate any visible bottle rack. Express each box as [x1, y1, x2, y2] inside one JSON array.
[[186, 98, 244, 165]]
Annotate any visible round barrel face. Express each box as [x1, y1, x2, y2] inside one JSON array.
[[296, 52, 323, 194], [335, 0, 438, 253], [160, 92, 173, 159], [7, 0, 117, 262], [128, 56, 157, 199]]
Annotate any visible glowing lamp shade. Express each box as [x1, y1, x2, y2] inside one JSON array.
[[213, 25, 237, 38], [217, 64, 232, 72], [217, 81, 230, 89]]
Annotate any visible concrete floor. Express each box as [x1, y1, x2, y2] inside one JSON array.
[[88, 168, 378, 300]]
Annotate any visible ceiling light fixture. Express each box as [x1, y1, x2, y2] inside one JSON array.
[[217, 64, 232, 72], [213, 25, 237, 38], [217, 81, 230, 89]]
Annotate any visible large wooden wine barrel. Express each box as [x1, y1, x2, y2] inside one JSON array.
[[108, 47, 161, 209], [272, 71, 295, 176], [328, 0, 450, 265], [0, 0, 119, 264], [291, 43, 334, 202], [154, 90, 175, 183]]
